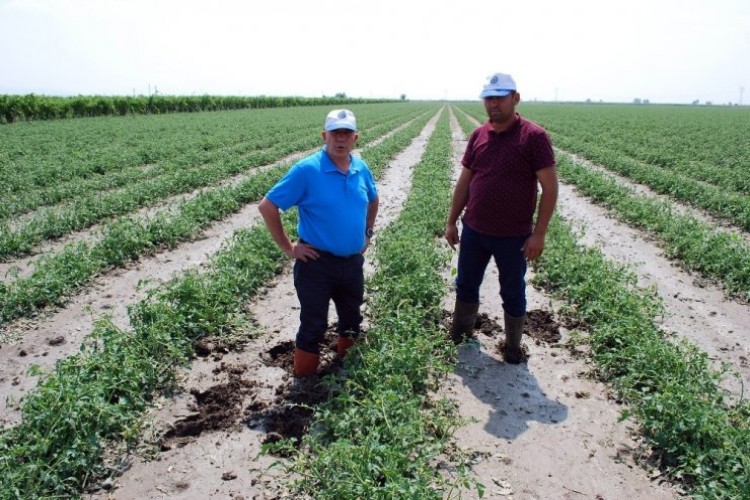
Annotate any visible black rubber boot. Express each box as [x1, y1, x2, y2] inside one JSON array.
[[502, 312, 526, 364], [450, 300, 479, 344]]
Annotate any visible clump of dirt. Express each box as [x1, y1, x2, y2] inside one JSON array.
[[159, 364, 258, 451], [259, 340, 295, 369], [445, 308, 562, 345], [247, 381, 326, 457], [247, 331, 344, 455], [475, 313, 500, 338], [259, 335, 340, 371], [525, 309, 562, 344], [193, 326, 259, 360]]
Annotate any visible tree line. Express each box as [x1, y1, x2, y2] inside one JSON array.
[[0, 94, 396, 123]]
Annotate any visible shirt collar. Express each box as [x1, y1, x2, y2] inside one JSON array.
[[487, 113, 521, 134], [320, 147, 361, 174]]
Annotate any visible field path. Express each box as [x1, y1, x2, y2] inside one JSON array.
[[7, 105, 737, 498], [454, 107, 750, 396], [0, 116, 422, 427], [85, 111, 441, 499], [439, 108, 680, 499], [556, 181, 750, 394]]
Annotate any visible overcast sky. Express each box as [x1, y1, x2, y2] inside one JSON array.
[[2, 0, 749, 104]]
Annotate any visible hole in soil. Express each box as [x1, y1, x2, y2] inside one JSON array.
[[260, 340, 295, 368], [159, 365, 259, 451], [193, 334, 249, 359], [248, 331, 343, 455], [248, 376, 332, 457], [526, 309, 562, 344], [444, 308, 562, 345]]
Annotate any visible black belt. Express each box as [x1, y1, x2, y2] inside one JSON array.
[[298, 239, 360, 259]]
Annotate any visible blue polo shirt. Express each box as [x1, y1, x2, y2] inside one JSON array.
[[266, 148, 378, 256]]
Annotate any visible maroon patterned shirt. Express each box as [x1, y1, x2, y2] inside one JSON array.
[[461, 114, 555, 237]]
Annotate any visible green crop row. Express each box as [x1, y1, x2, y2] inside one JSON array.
[[0, 223, 286, 498], [2, 118, 305, 218], [1, 104, 429, 213], [534, 213, 750, 498], [0, 105, 432, 260], [0, 131, 321, 259], [452, 105, 750, 300], [522, 104, 750, 192], [0, 107, 440, 497], [554, 154, 750, 300], [0, 110, 435, 333], [457, 103, 750, 227], [549, 133, 750, 230], [287, 108, 479, 498]]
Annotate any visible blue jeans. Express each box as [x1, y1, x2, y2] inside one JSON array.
[[455, 223, 528, 318], [293, 252, 365, 354]]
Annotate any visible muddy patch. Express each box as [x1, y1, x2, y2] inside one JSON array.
[[159, 364, 259, 451], [246, 331, 345, 456], [445, 308, 562, 344]]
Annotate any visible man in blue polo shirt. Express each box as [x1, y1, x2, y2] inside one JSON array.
[[258, 109, 379, 376]]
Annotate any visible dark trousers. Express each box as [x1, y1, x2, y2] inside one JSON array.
[[293, 252, 365, 354], [455, 223, 528, 318]]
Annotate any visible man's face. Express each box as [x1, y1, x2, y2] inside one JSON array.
[[322, 129, 358, 161], [484, 92, 520, 124]]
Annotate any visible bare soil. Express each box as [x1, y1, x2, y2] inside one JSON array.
[[2, 106, 747, 498]]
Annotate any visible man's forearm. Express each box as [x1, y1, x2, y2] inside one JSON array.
[[258, 198, 293, 256], [533, 166, 558, 236], [533, 193, 556, 236], [447, 168, 472, 224], [366, 197, 379, 230]]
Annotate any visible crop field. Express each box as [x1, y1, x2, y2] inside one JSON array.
[[0, 101, 749, 499]]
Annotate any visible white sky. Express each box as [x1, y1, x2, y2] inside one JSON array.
[[1, 0, 749, 104]]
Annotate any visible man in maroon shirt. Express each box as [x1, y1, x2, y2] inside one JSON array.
[[445, 72, 558, 363]]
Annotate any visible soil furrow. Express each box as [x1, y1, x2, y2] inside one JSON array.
[[0, 204, 264, 425], [442, 107, 681, 498], [0, 116, 421, 283], [459, 108, 750, 395], [82, 111, 441, 498], [561, 150, 750, 246]]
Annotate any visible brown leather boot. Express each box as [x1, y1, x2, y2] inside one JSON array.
[[337, 336, 355, 357], [502, 312, 526, 364], [450, 300, 479, 344], [294, 348, 320, 377]]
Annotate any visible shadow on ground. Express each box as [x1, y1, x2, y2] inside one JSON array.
[[453, 309, 569, 440]]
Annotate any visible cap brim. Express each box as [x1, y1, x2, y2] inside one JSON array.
[[480, 89, 513, 98], [324, 123, 357, 132]]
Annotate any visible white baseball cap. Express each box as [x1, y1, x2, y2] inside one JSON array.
[[324, 109, 357, 131], [479, 73, 517, 99]]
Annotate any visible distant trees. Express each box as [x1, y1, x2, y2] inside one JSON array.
[[0, 94, 398, 123]]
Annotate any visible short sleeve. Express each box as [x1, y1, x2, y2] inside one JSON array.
[[462, 129, 479, 169], [265, 163, 306, 211], [527, 130, 555, 172]]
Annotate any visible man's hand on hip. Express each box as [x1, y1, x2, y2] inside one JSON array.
[[291, 242, 319, 262]]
